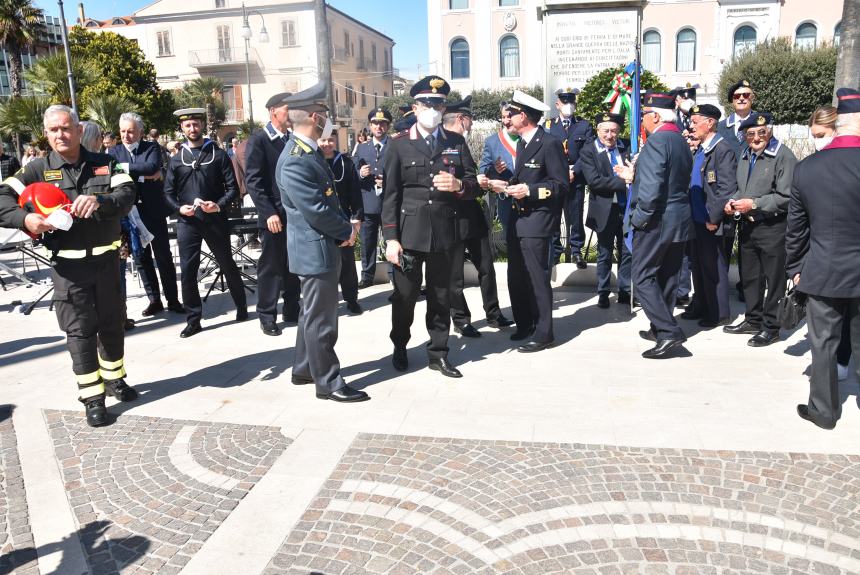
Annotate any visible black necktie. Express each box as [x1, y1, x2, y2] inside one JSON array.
[[425, 134, 435, 151], [375, 143, 382, 160], [563, 119, 570, 130]]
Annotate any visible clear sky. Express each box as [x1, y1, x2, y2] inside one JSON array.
[[36, 0, 429, 80]]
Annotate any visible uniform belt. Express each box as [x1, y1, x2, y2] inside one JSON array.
[[55, 240, 121, 259]]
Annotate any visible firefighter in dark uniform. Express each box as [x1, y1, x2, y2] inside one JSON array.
[[722, 112, 797, 347], [0, 105, 137, 426], [382, 75, 481, 378], [545, 87, 593, 268], [164, 108, 248, 338], [244, 92, 302, 336], [493, 91, 569, 352]]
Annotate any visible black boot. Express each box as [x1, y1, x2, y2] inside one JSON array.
[[104, 378, 138, 402], [82, 396, 108, 427]]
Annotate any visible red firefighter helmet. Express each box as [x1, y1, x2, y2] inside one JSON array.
[[17, 182, 71, 238]]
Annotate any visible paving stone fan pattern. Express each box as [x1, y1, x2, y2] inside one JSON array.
[[266, 434, 860, 575], [0, 406, 39, 575], [46, 410, 291, 575]]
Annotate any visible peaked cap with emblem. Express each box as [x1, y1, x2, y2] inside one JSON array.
[[507, 90, 550, 116], [689, 104, 721, 121], [265, 92, 292, 109], [738, 111, 773, 132], [410, 75, 450, 101], [594, 111, 625, 128], [642, 91, 674, 110], [285, 80, 329, 112], [671, 82, 700, 100], [446, 95, 473, 117], [174, 108, 206, 123], [368, 107, 393, 123], [555, 87, 580, 102], [727, 79, 752, 101], [836, 87, 860, 114]]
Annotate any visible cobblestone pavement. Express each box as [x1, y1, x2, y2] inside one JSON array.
[[46, 410, 291, 575], [0, 406, 39, 575], [265, 433, 860, 575]]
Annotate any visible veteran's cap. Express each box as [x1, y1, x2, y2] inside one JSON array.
[[836, 87, 860, 114], [738, 111, 773, 131], [265, 92, 292, 109], [689, 104, 721, 121], [642, 91, 675, 110], [727, 79, 753, 101], [594, 111, 625, 128]]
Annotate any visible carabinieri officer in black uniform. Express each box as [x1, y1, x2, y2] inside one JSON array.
[[382, 75, 481, 378], [497, 91, 569, 352], [164, 108, 248, 338], [0, 104, 138, 426], [244, 92, 302, 336]]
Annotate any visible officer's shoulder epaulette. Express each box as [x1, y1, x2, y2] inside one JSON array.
[[390, 129, 409, 140], [290, 139, 312, 156], [545, 119, 553, 128]]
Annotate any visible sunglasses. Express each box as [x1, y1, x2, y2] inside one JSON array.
[[732, 92, 753, 101], [744, 128, 769, 139]]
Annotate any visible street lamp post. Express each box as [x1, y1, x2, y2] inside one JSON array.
[[57, 0, 78, 114], [241, 3, 268, 126]]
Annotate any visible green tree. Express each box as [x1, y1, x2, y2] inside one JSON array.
[[0, 94, 51, 147], [718, 37, 837, 124], [577, 66, 669, 138], [174, 77, 227, 139], [69, 27, 175, 133], [24, 52, 97, 107], [379, 90, 464, 124], [0, 0, 44, 97], [469, 85, 543, 121], [84, 93, 136, 133]]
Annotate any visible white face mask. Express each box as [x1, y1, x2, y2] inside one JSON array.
[[813, 136, 833, 151], [679, 98, 696, 113], [561, 103, 575, 117], [314, 114, 334, 140], [417, 108, 442, 130]]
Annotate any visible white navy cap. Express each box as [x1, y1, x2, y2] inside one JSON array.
[[507, 90, 550, 115]]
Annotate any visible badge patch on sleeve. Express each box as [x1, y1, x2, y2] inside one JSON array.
[[325, 188, 334, 196], [43, 170, 63, 181], [93, 166, 110, 176], [706, 170, 716, 183], [538, 188, 552, 199]]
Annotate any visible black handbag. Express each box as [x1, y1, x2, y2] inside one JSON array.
[[778, 280, 807, 330]]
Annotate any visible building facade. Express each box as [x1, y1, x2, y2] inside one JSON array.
[[83, 0, 394, 149], [428, 0, 842, 105]]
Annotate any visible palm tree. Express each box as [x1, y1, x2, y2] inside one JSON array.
[[180, 77, 225, 139], [0, 94, 51, 148], [24, 52, 97, 107], [84, 94, 135, 133], [0, 0, 44, 97]]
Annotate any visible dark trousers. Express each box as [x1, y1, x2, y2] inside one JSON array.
[[632, 230, 686, 340], [136, 208, 179, 305], [689, 223, 731, 322], [177, 218, 247, 325], [494, 194, 513, 240], [390, 248, 454, 359], [359, 213, 381, 282], [677, 254, 692, 297], [293, 262, 346, 396], [339, 246, 358, 303], [838, 309, 852, 366], [739, 219, 786, 332], [450, 235, 502, 326], [52, 251, 125, 400], [551, 183, 585, 259], [804, 295, 860, 427], [595, 204, 631, 295], [508, 235, 554, 342], [256, 227, 300, 323]]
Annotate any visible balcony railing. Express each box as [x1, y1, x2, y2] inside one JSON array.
[[333, 46, 349, 62], [357, 57, 377, 71], [335, 104, 352, 120], [225, 108, 245, 123], [188, 47, 262, 70]]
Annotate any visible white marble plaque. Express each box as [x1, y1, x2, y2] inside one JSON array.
[[545, 9, 638, 100]]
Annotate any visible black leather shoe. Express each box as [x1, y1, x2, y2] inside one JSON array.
[[680, 309, 702, 320], [487, 315, 514, 328], [317, 385, 369, 402], [83, 396, 108, 427], [392, 346, 408, 371], [167, 301, 185, 314], [180, 323, 202, 338], [429, 358, 462, 378], [698, 317, 731, 328], [617, 292, 631, 305], [597, 293, 610, 309], [124, 318, 136, 331], [574, 253, 587, 269], [358, 279, 374, 289], [291, 374, 313, 385], [346, 301, 363, 314], [518, 340, 553, 353], [236, 308, 249, 322], [104, 379, 138, 402], [748, 330, 779, 347], [141, 301, 164, 317], [723, 320, 760, 335], [260, 321, 282, 336], [642, 338, 686, 359], [455, 324, 481, 338], [510, 328, 534, 341], [796, 404, 836, 430], [675, 295, 691, 308], [639, 329, 657, 342]]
